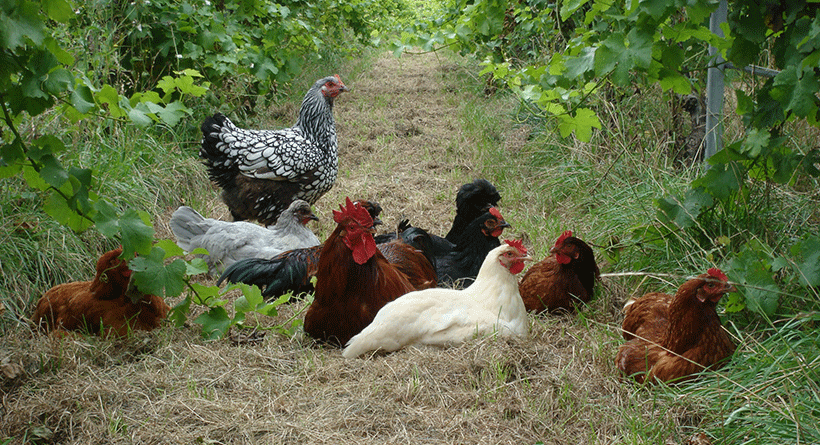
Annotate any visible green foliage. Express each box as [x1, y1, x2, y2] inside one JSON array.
[[0, 0, 373, 338], [171, 279, 299, 341], [108, 0, 398, 103], [397, 0, 820, 317], [683, 314, 820, 444]]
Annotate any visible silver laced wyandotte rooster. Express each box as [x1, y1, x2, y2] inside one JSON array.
[[199, 75, 349, 226]]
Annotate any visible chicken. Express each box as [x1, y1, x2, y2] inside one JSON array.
[[422, 207, 511, 287], [445, 178, 501, 242], [377, 233, 438, 291], [519, 230, 600, 313], [374, 178, 501, 249], [32, 248, 170, 337], [342, 240, 532, 358], [169, 199, 320, 274], [199, 75, 349, 225], [615, 268, 737, 384], [304, 197, 417, 346], [217, 200, 385, 298]]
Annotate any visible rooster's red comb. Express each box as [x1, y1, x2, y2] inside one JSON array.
[[554, 230, 573, 248], [707, 267, 728, 282], [489, 207, 503, 220], [333, 197, 373, 227], [504, 239, 527, 255]]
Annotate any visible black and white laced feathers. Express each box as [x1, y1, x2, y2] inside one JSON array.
[[200, 75, 349, 225]]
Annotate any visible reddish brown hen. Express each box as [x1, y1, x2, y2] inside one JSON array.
[[377, 237, 437, 291], [304, 198, 417, 346], [615, 268, 737, 384], [32, 248, 169, 337], [519, 231, 599, 313]]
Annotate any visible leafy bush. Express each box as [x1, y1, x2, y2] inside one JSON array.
[[394, 0, 820, 317], [0, 0, 388, 337]]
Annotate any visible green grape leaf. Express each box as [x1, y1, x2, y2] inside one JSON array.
[[194, 307, 233, 341], [130, 247, 187, 297], [790, 236, 820, 287], [119, 209, 155, 256], [43, 0, 74, 23]]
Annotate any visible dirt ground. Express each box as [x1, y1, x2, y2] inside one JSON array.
[[0, 51, 683, 445]]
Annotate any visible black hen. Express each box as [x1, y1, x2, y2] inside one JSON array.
[[200, 75, 349, 225], [374, 178, 501, 252], [403, 207, 511, 288], [445, 178, 501, 242]]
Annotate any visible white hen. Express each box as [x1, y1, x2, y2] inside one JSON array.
[[169, 199, 320, 274], [342, 240, 532, 358]]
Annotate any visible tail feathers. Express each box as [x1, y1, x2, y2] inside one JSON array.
[[218, 256, 310, 298], [343, 325, 398, 359], [374, 219, 411, 245], [399, 225, 437, 271], [170, 206, 211, 252], [396, 218, 413, 233], [342, 331, 374, 359], [199, 113, 234, 162]]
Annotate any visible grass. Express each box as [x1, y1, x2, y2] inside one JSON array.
[[2, 43, 819, 443]]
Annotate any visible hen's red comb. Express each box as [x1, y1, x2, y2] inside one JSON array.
[[333, 197, 373, 227], [707, 267, 728, 281], [489, 207, 503, 220], [504, 239, 527, 255], [554, 230, 573, 248]]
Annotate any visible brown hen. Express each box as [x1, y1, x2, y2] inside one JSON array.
[[33, 248, 169, 338], [519, 231, 599, 313], [616, 268, 737, 384]]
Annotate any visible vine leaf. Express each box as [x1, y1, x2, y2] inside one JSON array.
[[790, 236, 820, 287], [129, 246, 187, 298]]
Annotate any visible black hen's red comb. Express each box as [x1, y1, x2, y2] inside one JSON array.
[[554, 230, 572, 248]]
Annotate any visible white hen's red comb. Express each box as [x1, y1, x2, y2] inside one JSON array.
[[504, 239, 527, 255]]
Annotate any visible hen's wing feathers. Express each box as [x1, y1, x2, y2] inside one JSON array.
[[621, 292, 673, 341], [218, 247, 318, 297]]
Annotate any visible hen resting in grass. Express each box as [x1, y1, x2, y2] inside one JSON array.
[[343, 240, 532, 358], [519, 230, 599, 314], [615, 268, 737, 384], [170, 199, 320, 274], [33, 248, 169, 337]]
